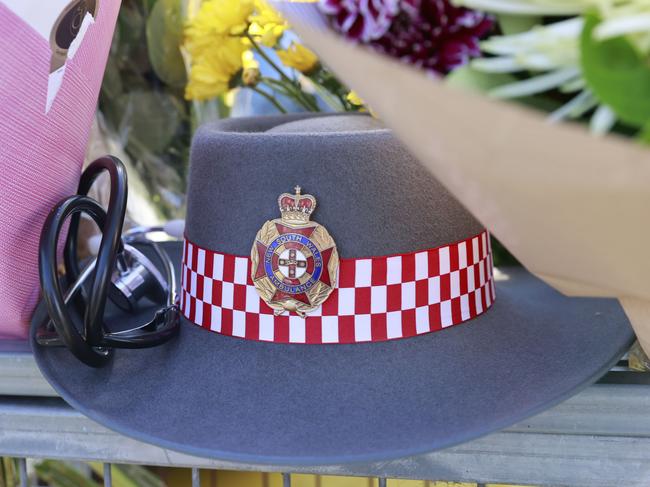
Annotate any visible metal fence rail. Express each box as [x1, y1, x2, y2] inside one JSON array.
[[2, 341, 650, 487]]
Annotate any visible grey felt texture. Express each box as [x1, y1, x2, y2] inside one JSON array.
[[186, 113, 483, 257], [31, 114, 634, 465]]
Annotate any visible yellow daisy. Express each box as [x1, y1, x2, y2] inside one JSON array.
[[276, 42, 319, 74]]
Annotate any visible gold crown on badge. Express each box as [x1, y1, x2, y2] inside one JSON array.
[[277, 186, 316, 224]]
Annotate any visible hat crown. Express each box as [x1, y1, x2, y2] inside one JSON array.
[[186, 113, 485, 257], [278, 185, 316, 224]]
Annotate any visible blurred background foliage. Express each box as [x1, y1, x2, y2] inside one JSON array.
[[0, 458, 539, 487], [95, 0, 358, 222], [0, 459, 164, 487], [98, 0, 193, 221]]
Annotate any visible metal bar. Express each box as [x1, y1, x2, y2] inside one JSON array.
[[378, 478, 386, 487], [2, 395, 650, 487], [103, 463, 112, 487], [192, 468, 200, 487], [0, 342, 56, 396], [283, 473, 291, 487], [18, 457, 27, 487]]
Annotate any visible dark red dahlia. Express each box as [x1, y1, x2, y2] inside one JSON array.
[[321, 0, 493, 75], [319, 0, 400, 42]]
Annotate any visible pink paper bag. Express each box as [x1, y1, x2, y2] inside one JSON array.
[[0, 0, 120, 339]]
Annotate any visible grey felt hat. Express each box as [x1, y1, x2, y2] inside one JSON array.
[[32, 113, 634, 465]]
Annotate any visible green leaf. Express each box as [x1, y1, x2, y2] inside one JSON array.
[[116, 90, 185, 153], [581, 13, 650, 128], [141, 0, 158, 15], [445, 65, 516, 93], [115, 3, 151, 75], [1, 457, 19, 486], [114, 464, 165, 487], [491, 236, 519, 267], [88, 463, 164, 487], [446, 65, 562, 114], [639, 120, 650, 144], [117, 3, 145, 48], [100, 55, 124, 100], [497, 14, 541, 35], [35, 461, 100, 487], [146, 0, 187, 87]]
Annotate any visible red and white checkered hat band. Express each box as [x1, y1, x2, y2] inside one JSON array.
[[180, 230, 495, 344]]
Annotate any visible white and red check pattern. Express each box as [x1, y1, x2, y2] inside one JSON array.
[[180, 230, 495, 344]]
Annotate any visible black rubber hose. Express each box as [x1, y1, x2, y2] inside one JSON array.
[[63, 156, 127, 345], [39, 195, 113, 367]]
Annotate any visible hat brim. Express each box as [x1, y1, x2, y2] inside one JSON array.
[[31, 242, 633, 465]]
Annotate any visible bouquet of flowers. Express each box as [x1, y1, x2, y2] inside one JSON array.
[[319, 0, 494, 75], [97, 0, 367, 223], [183, 0, 365, 113], [458, 0, 650, 138], [318, 0, 650, 139]]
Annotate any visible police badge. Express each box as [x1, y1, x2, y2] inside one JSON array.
[[251, 186, 339, 317]]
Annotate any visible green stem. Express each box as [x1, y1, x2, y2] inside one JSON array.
[[260, 77, 294, 97], [269, 75, 318, 112], [250, 86, 288, 113], [246, 33, 294, 85], [246, 34, 319, 111], [336, 92, 350, 111], [261, 77, 318, 111]]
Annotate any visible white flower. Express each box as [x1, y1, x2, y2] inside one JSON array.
[[452, 0, 592, 15], [453, 0, 650, 133], [475, 18, 582, 74]]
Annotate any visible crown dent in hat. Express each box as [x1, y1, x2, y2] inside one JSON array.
[[185, 113, 484, 258]]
